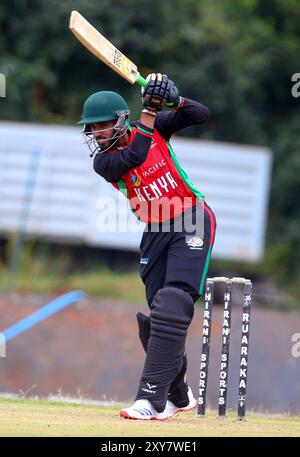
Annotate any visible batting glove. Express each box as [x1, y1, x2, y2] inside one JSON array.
[[142, 73, 171, 112]]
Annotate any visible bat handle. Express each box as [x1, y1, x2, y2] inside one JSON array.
[[135, 73, 148, 88]]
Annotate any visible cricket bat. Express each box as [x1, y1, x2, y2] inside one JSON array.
[[69, 11, 148, 88]]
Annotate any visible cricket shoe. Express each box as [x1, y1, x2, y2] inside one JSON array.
[[164, 386, 197, 419], [119, 399, 168, 421]]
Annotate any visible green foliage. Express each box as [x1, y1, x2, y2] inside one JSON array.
[[1, 0, 300, 293], [0, 240, 145, 302]]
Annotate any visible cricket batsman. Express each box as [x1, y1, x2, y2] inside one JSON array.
[[78, 73, 217, 420]]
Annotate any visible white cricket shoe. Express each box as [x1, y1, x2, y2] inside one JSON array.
[[119, 399, 169, 421], [164, 386, 197, 418]]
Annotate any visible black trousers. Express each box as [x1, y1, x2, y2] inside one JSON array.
[[139, 200, 217, 307], [135, 199, 217, 410]]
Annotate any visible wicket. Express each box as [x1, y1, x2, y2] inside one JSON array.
[[197, 277, 252, 420]]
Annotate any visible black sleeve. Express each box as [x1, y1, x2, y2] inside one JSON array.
[[154, 97, 210, 141], [93, 126, 153, 183]]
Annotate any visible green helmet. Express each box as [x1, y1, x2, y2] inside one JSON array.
[[78, 91, 130, 125]]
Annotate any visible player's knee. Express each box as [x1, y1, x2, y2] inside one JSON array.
[[150, 286, 194, 339], [164, 281, 200, 304]]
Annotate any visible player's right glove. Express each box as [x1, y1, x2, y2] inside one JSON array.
[[141, 73, 170, 112]]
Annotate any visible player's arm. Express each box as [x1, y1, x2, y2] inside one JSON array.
[[141, 73, 210, 141], [94, 76, 170, 183], [93, 121, 153, 182], [94, 74, 177, 182], [155, 97, 210, 141], [93, 103, 159, 183]]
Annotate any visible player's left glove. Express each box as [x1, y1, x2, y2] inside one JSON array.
[[141, 73, 179, 111]]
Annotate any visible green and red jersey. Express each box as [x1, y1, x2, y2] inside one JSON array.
[[93, 97, 210, 223]]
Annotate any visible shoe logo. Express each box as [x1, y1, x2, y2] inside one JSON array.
[[147, 383, 157, 390], [134, 408, 152, 416], [185, 236, 204, 250]]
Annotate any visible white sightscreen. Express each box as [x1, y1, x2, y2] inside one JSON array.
[[0, 122, 272, 261]]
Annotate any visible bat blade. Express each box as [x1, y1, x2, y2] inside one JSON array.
[[69, 10, 146, 86]]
